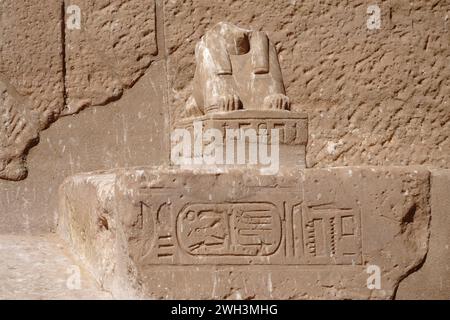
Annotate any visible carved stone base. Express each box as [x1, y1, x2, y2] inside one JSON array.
[[58, 166, 430, 299], [175, 110, 308, 168]]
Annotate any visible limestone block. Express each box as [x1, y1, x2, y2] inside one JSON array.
[[0, 0, 163, 182], [58, 166, 431, 299]]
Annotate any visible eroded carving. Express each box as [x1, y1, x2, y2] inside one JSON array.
[[177, 110, 308, 146], [114, 168, 363, 266], [0, 79, 39, 181], [185, 22, 290, 117], [175, 23, 307, 169], [0, 1, 160, 181], [302, 207, 362, 265], [58, 166, 432, 299], [177, 203, 282, 256], [54, 18, 434, 300], [134, 199, 361, 266]]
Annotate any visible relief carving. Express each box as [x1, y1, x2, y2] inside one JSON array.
[[53, 18, 435, 300], [185, 22, 290, 117], [64, 0, 160, 115], [0, 0, 64, 182], [59, 165, 432, 299], [177, 111, 308, 146], [176, 23, 308, 169], [0, 0, 160, 181], [0, 79, 39, 181], [120, 180, 361, 266], [177, 203, 282, 257], [302, 207, 362, 265]]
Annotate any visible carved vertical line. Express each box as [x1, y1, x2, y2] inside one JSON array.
[[330, 217, 336, 256], [292, 203, 303, 259], [155, 0, 171, 165], [61, 0, 68, 111], [284, 201, 293, 258]]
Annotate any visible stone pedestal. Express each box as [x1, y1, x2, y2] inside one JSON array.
[[58, 166, 431, 299], [54, 21, 439, 301], [174, 110, 308, 169]]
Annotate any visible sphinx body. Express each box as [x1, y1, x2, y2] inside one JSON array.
[[186, 22, 290, 117]]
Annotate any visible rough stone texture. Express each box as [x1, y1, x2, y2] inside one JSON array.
[[165, 0, 450, 168], [0, 0, 448, 230], [0, 234, 110, 299], [0, 0, 64, 181], [174, 23, 305, 168], [184, 22, 290, 116], [0, 0, 448, 300], [58, 166, 431, 299], [0, 61, 169, 234], [175, 110, 308, 168], [396, 169, 450, 300], [64, 0, 162, 115]]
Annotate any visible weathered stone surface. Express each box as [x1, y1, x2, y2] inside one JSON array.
[[165, 0, 450, 168], [175, 110, 308, 168], [0, 0, 163, 182], [396, 169, 450, 300], [184, 22, 290, 116], [58, 166, 431, 299], [0, 79, 38, 181], [0, 61, 169, 234], [0, 0, 64, 180], [0, 234, 110, 299], [0, 0, 447, 300], [64, 0, 161, 115], [175, 23, 305, 168]]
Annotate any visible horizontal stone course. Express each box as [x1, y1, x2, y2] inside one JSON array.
[[58, 166, 431, 299]]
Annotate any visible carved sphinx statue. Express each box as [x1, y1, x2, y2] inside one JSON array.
[[185, 22, 290, 117]]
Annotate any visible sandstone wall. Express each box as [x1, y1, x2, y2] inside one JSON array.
[[165, 0, 450, 168], [0, 0, 64, 181], [0, 1, 169, 233], [0, 1, 449, 232], [396, 169, 450, 299]]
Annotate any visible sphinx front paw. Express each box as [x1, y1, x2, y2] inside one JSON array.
[[264, 94, 290, 111], [184, 96, 204, 118], [207, 94, 242, 113]]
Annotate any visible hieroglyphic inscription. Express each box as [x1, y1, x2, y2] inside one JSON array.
[[177, 111, 308, 146], [177, 203, 282, 256], [302, 207, 362, 265], [137, 197, 362, 266]]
